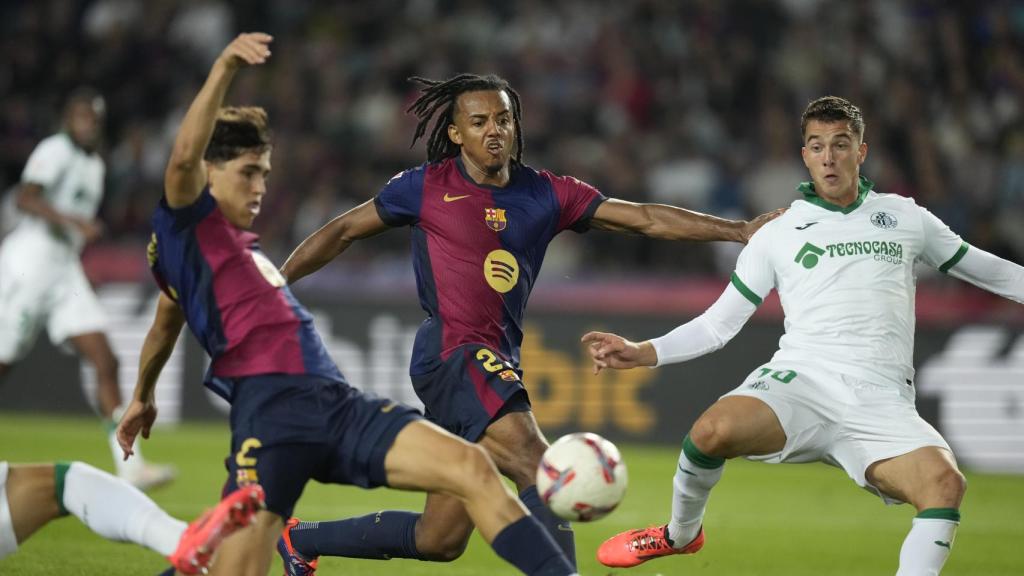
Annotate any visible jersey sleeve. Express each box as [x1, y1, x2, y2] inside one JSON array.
[[373, 165, 426, 227], [544, 171, 607, 233], [163, 188, 218, 231], [146, 232, 177, 302], [729, 226, 776, 306], [650, 287, 758, 366], [21, 136, 72, 189], [918, 205, 968, 272]]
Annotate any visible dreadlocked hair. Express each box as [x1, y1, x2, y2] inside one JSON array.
[[407, 74, 524, 165]]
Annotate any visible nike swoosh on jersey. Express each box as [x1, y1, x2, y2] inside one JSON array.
[[443, 193, 472, 202], [795, 222, 819, 230]]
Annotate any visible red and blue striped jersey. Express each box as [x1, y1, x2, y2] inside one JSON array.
[[148, 189, 342, 400], [374, 157, 606, 375]]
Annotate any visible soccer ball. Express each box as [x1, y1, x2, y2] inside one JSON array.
[[535, 432, 628, 522]]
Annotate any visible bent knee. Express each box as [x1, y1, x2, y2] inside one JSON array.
[[502, 437, 548, 488], [931, 467, 967, 504], [450, 444, 500, 491], [689, 415, 735, 459]]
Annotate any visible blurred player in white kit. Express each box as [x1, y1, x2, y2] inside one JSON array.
[[0, 88, 174, 490]]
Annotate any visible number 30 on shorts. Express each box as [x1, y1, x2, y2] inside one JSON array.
[[757, 367, 798, 383]]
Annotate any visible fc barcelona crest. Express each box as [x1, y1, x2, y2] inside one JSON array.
[[485, 208, 507, 232]]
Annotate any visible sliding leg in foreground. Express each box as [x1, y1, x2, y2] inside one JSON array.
[[277, 420, 575, 576], [0, 460, 262, 574]]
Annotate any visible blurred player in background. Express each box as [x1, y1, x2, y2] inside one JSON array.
[[118, 33, 580, 576], [584, 96, 1024, 575], [280, 73, 780, 572], [0, 459, 263, 574], [0, 89, 175, 490]]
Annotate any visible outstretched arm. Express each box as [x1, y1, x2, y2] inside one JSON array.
[[116, 293, 185, 458], [590, 198, 783, 244], [946, 245, 1024, 303], [164, 32, 272, 208], [582, 285, 758, 374], [280, 200, 391, 284]]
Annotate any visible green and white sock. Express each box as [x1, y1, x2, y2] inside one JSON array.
[[666, 434, 724, 548], [896, 508, 959, 576], [58, 461, 186, 556]]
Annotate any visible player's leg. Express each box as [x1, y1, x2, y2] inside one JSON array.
[[292, 405, 554, 565], [478, 407, 577, 565], [672, 394, 784, 540], [67, 331, 120, 418], [3, 461, 191, 559], [2, 463, 60, 556], [383, 420, 575, 575], [867, 447, 966, 576], [598, 394, 787, 568], [284, 491, 474, 563]]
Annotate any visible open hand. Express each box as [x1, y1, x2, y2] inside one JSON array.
[[581, 331, 656, 374], [741, 208, 786, 243]]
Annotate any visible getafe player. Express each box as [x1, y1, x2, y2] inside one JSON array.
[[279, 73, 781, 572], [585, 96, 1024, 575], [117, 35, 578, 576]]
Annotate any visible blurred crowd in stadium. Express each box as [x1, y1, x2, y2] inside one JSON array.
[[2, 0, 1023, 279]]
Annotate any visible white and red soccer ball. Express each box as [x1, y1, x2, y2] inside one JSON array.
[[535, 432, 628, 522]]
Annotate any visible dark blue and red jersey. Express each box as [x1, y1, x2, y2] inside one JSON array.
[[148, 188, 342, 400], [374, 156, 606, 375]]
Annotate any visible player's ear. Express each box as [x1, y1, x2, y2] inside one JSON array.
[[447, 123, 462, 146], [858, 140, 868, 165]]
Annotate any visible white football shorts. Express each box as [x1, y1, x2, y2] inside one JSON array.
[[0, 232, 106, 363], [0, 461, 17, 559], [723, 360, 951, 505]]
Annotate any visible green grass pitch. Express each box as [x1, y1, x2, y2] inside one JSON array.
[[0, 412, 1021, 575]]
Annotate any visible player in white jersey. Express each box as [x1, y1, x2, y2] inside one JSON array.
[[0, 89, 174, 490], [583, 96, 1024, 575]]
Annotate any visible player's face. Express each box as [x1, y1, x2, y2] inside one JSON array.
[[207, 150, 271, 230], [801, 120, 867, 205], [448, 90, 515, 174], [66, 100, 102, 151]]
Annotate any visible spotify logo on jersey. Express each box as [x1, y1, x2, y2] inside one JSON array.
[[485, 249, 520, 293]]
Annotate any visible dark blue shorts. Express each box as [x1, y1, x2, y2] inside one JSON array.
[[411, 344, 532, 442], [221, 373, 420, 518]]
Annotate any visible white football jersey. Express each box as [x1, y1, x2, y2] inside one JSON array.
[[12, 132, 105, 253], [733, 177, 965, 387]]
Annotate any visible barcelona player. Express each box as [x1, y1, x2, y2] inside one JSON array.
[[279, 73, 780, 571], [117, 34, 579, 576]]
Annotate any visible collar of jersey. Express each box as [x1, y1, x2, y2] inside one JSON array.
[[797, 175, 873, 214], [454, 156, 517, 191]]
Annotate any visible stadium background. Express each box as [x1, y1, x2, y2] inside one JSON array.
[[1, 1, 1022, 574]]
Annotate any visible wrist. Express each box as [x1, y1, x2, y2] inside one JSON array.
[[733, 220, 749, 243], [638, 341, 658, 367]]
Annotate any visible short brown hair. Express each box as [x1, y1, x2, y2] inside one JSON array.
[[801, 96, 865, 140], [204, 106, 272, 163]]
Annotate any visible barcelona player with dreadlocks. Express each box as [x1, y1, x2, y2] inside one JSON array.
[[277, 73, 781, 573]]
